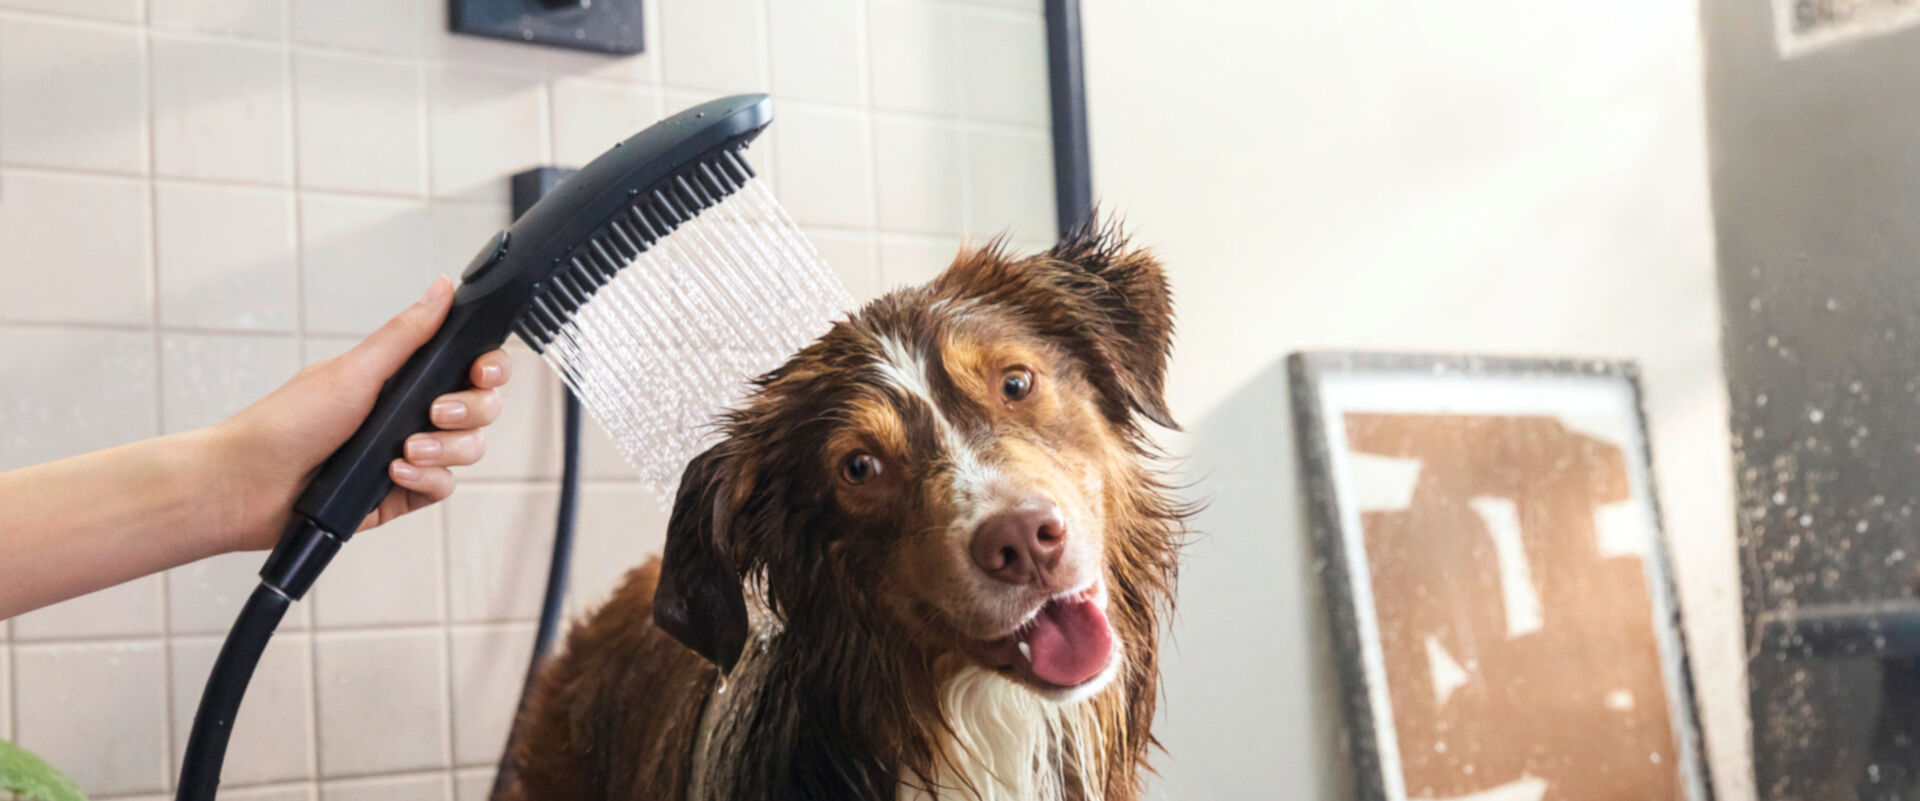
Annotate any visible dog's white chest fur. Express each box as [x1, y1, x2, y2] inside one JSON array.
[[687, 635, 1104, 801], [902, 667, 1104, 801]]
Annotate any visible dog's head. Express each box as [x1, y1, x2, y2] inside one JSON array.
[[654, 222, 1180, 705]]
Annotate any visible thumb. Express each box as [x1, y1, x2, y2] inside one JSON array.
[[342, 276, 455, 383]]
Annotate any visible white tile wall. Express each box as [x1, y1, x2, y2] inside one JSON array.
[[294, 53, 428, 196], [0, 19, 148, 172], [0, 170, 153, 325], [313, 630, 447, 777], [0, 0, 1054, 796], [769, 0, 865, 106], [150, 35, 293, 184], [14, 642, 170, 796], [550, 79, 660, 166], [151, 0, 285, 39], [874, 117, 965, 234], [156, 182, 300, 330]]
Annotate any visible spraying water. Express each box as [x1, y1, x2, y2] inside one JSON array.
[[537, 178, 854, 495]]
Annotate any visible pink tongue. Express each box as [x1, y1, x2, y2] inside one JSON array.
[[1024, 597, 1115, 687]]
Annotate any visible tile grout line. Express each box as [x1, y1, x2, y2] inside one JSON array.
[[286, 1, 324, 793], [863, 0, 888, 286], [141, 2, 183, 791], [855, 0, 884, 289], [425, 0, 463, 787]]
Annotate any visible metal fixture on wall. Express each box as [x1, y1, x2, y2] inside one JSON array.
[[450, 0, 643, 54], [1045, 0, 1092, 238]]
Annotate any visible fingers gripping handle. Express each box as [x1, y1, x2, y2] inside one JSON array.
[[261, 283, 516, 597]]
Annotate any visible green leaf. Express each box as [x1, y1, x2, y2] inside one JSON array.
[[0, 739, 88, 801]]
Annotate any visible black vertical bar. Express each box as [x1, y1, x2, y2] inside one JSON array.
[[1044, 0, 1093, 239]]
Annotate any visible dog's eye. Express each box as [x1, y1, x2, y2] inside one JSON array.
[[1001, 368, 1035, 401], [841, 452, 882, 484]]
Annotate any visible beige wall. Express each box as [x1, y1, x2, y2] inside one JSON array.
[[0, 0, 1053, 798], [1077, 3, 1753, 800]]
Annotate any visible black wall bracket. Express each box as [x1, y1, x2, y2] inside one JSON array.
[[450, 0, 644, 55]]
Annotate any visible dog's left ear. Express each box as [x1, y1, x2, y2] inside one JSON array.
[[1040, 219, 1179, 430], [654, 445, 751, 675]]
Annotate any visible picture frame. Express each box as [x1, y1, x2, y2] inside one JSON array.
[[1288, 352, 1714, 801]]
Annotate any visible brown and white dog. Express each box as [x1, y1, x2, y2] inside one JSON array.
[[501, 222, 1185, 801]]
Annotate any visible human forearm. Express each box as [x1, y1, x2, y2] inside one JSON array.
[[0, 428, 233, 619]]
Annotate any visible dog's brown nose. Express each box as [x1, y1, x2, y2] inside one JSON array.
[[970, 500, 1066, 585]]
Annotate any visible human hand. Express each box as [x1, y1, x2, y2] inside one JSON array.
[[207, 276, 513, 551]]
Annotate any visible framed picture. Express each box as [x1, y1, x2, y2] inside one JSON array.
[[1289, 352, 1713, 801]]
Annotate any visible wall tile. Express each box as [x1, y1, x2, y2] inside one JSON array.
[[0, 170, 152, 326], [805, 228, 883, 302], [965, 130, 1055, 241], [169, 551, 312, 635], [878, 236, 960, 289], [322, 773, 451, 801], [551, 79, 659, 166], [960, 11, 1049, 126], [310, 508, 443, 629], [171, 634, 314, 786], [152, 0, 287, 39], [867, 1, 961, 116], [449, 625, 533, 765], [10, 576, 164, 640], [774, 105, 873, 229], [445, 485, 559, 622], [314, 630, 449, 776], [295, 53, 427, 196], [14, 642, 169, 796], [0, 19, 145, 172], [545, 50, 654, 85], [300, 194, 438, 335], [0, 327, 157, 471], [155, 183, 299, 331], [160, 334, 301, 432], [151, 36, 292, 184], [291, 0, 422, 57], [428, 68, 548, 201], [567, 485, 667, 616], [452, 768, 494, 801], [0, 0, 139, 21], [429, 201, 511, 275], [873, 117, 964, 235], [658, 0, 768, 92], [769, 0, 863, 105]]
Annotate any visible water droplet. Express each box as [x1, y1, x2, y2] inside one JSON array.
[[1826, 297, 1840, 311], [1809, 408, 1825, 423]]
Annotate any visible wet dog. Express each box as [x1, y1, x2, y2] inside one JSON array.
[[502, 221, 1185, 801]]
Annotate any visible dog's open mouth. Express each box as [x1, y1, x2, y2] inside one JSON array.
[[962, 581, 1117, 692]]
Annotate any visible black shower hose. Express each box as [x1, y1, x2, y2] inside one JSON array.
[[176, 388, 583, 801]]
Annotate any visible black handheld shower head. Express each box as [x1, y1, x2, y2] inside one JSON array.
[[263, 93, 772, 596], [178, 93, 775, 801]]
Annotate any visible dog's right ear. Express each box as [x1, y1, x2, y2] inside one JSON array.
[[653, 445, 750, 675]]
